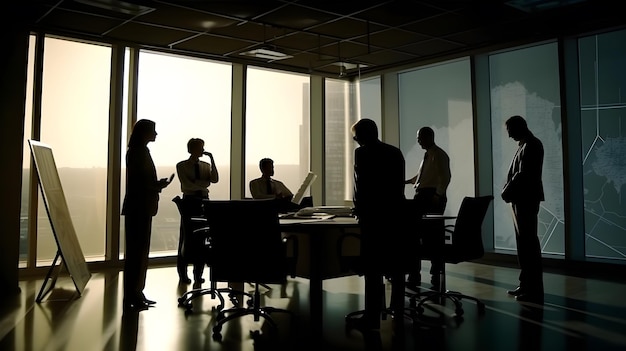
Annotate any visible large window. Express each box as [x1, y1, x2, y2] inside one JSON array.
[[244, 67, 310, 199], [578, 29, 626, 261], [19, 35, 37, 267], [325, 78, 358, 205], [489, 42, 565, 254], [38, 37, 112, 263], [134, 51, 232, 257], [398, 59, 475, 216]]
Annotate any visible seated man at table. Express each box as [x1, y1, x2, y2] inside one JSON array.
[[249, 157, 300, 212]]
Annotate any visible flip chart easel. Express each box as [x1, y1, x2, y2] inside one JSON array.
[[28, 140, 91, 302]]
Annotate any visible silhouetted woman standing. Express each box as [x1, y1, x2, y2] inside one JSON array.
[[121, 119, 171, 310]]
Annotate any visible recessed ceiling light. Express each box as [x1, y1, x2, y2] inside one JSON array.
[[239, 48, 293, 61], [73, 0, 155, 16]]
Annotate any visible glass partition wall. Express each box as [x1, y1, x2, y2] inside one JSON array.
[[134, 51, 232, 258], [488, 42, 565, 255], [18, 27, 626, 273]]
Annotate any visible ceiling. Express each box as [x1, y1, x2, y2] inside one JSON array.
[[15, 0, 626, 78]]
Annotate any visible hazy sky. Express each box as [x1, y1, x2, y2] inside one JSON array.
[[27, 38, 310, 169]]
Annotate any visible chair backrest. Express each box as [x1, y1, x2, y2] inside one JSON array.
[[445, 195, 494, 263], [202, 199, 287, 284]]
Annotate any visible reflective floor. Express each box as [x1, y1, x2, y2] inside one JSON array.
[[2, 261, 626, 351]]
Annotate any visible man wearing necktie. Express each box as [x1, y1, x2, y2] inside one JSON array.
[[175, 138, 219, 286], [249, 158, 293, 201], [404, 127, 451, 290]]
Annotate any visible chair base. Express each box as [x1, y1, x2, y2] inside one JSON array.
[[211, 282, 293, 340], [344, 283, 437, 331], [408, 289, 486, 320], [178, 280, 253, 312]]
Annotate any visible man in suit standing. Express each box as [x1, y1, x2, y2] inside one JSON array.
[[501, 115, 545, 303], [351, 118, 408, 329]]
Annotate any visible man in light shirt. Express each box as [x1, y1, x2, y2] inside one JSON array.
[[175, 138, 219, 286], [405, 127, 451, 290], [249, 158, 294, 201]]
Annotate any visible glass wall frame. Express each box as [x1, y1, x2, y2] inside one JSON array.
[[397, 58, 476, 217], [577, 29, 626, 262], [18, 27, 626, 276], [244, 66, 311, 201], [133, 50, 233, 258], [487, 41, 566, 256]]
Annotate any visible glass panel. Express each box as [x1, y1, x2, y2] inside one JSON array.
[[578, 29, 626, 261], [398, 59, 475, 216], [19, 35, 36, 267], [489, 43, 565, 254], [119, 48, 130, 260], [244, 67, 310, 200], [325, 78, 358, 206], [359, 77, 382, 128], [135, 51, 232, 257], [38, 37, 112, 264]]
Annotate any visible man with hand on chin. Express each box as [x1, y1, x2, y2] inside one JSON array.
[[175, 138, 219, 286]]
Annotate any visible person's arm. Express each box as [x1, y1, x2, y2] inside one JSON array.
[[435, 151, 451, 196], [508, 138, 544, 193], [129, 147, 164, 193], [274, 180, 294, 200], [176, 162, 191, 190], [204, 152, 219, 183], [405, 175, 417, 185]]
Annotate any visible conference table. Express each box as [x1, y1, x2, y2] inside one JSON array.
[[279, 213, 456, 336], [279, 215, 360, 335]]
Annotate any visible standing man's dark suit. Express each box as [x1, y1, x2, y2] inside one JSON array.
[[501, 115, 545, 303], [352, 118, 408, 329]]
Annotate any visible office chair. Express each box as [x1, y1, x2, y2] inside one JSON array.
[[172, 196, 250, 312], [407, 195, 494, 320], [203, 199, 294, 340]]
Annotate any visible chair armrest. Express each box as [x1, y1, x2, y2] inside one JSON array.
[[444, 225, 454, 244]]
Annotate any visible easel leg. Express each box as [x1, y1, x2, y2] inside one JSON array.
[[36, 251, 62, 303]]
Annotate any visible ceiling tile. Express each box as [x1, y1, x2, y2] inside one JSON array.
[[136, 3, 240, 33], [401, 38, 466, 57], [357, 28, 431, 49], [107, 22, 193, 47]]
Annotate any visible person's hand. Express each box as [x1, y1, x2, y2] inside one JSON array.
[[158, 178, 169, 188]]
